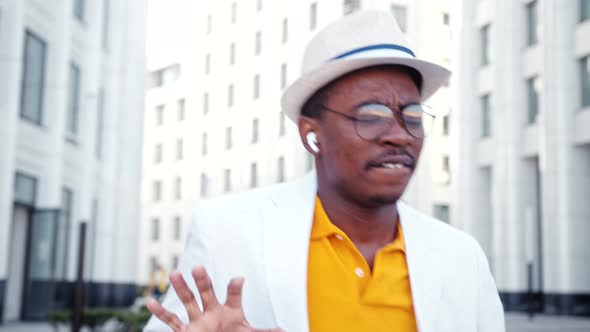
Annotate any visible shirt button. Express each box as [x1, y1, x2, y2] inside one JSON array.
[[335, 234, 344, 241], [354, 267, 365, 278]]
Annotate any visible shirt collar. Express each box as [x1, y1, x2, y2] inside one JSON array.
[[310, 196, 406, 253]]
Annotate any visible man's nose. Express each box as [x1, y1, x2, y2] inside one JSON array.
[[377, 117, 414, 146]]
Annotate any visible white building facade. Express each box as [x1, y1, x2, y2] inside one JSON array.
[[140, 0, 455, 284], [456, 0, 590, 315], [0, 0, 146, 322]]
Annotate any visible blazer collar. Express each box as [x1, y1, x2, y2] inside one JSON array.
[[262, 173, 442, 332], [262, 173, 317, 332], [399, 202, 443, 332]]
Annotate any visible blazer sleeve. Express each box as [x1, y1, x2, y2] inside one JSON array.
[[475, 245, 506, 332], [143, 209, 209, 332]]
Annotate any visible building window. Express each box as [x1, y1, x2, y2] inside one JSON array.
[[526, 1, 539, 47], [224, 169, 231, 193], [200, 173, 208, 197], [226, 127, 233, 150], [95, 88, 105, 159], [282, 18, 288, 43], [14, 172, 38, 206], [203, 93, 209, 114], [433, 204, 450, 223], [172, 255, 179, 269], [153, 180, 162, 201], [66, 62, 81, 139], [277, 156, 285, 182], [231, 2, 237, 24], [527, 76, 541, 123], [149, 257, 158, 274], [480, 25, 491, 66], [230, 43, 236, 65], [442, 113, 450, 136], [174, 177, 182, 199], [442, 155, 450, 173], [207, 14, 212, 35], [343, 0, 360, 15], [73, 0, 85, 21], [307, 153, 314, 171], [177, 98, 185, 121], [156, 105, 164, 126], [255, 31, 262, 55], [228, 84, 234, 107], [279, 113, 286, 137], [173, 217, 182, 241], [88, 199, 98, 277], [252, 118, 259, 143], [155, 144, 163, 164], [581, 0, 590, 22], [281, 64, 287, 89], [481, 94, 491, 138], [151, 218, 160, 241], [581, 56, 590, 107], [205, 53, 211, 74], [202, 132, 208, 155], [391, 5, 407, 32], [310, 3, 317, 30], [257, 0, 263, 11], [20, 30, 47, 126], [57, 188, 74, 278], [253, 75, 260, 99], [250, 163, 258, 188], [102, 0, 110, 51], [443, 12, 450, 25], [176, 139, 183, 160]]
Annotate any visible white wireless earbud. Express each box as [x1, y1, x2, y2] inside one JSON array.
[[306, 132, 319, 153]]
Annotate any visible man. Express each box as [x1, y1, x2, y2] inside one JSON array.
[[148, 264, 169, 299], [144, 10, 505, 332]]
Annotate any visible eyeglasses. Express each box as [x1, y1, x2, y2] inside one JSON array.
[[318, 102, 434, 140]]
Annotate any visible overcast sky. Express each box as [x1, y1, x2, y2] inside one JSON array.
[[146, 0, 191, 70]]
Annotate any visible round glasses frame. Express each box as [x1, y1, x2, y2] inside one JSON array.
[[318, 103, 435, 140]]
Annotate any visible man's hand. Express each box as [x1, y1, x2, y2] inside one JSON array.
[[146, 266, 283, 332]]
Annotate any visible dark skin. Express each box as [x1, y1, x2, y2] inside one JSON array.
[[147, 66, 423, 331], [298, 67, 423, 269]]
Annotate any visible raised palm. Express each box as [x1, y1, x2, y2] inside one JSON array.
[[147, 266, 282, 332]]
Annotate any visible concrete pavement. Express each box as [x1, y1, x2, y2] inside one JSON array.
[[506, 313, 590, 332]]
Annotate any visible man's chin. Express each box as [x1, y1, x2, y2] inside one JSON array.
[[363, 189, 404, 207]]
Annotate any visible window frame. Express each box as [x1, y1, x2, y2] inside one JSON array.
[[20, 30, 47, 126]]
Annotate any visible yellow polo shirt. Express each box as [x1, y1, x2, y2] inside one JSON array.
[[307, 197, 417, 332]]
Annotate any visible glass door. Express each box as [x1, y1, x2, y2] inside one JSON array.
[[21, 209, 60, 320]]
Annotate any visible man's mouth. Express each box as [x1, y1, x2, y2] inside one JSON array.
[[378, 162, 406, 169], [367, 154, 415, 170]]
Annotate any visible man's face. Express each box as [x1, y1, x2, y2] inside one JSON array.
[[308, 67, 423, 206]]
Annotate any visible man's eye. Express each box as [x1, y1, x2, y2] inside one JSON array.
[[357, 115, 388, 122]]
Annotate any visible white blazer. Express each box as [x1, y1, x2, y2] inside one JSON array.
[[144, 173, 505, 332]]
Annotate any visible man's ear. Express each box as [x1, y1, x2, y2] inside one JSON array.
[[298, 116, 321, 155]]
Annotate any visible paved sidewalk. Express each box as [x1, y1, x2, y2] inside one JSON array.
[[506, 313, 590, 332], [1, 313, 589, 331]]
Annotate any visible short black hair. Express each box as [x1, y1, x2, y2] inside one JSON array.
[[300, 64, 423, 119]]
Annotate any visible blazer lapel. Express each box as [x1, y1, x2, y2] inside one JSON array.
[[262, 173, 317, 332], [398, 202, 443, 332]]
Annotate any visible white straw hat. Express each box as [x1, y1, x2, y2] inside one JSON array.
[[281, 10, 451, 123]]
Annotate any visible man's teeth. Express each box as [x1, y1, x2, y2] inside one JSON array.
[[381, 163, 404, 169]]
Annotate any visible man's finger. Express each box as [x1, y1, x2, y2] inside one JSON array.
[[146, 298, 185, 332], [192, 265, 220, 311], [169, 271, 202, 322], [224, 277, 245, 309]]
